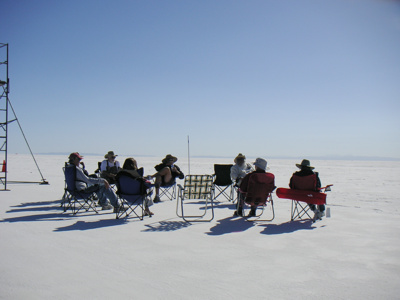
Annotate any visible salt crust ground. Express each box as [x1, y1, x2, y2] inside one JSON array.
[[1, 154, 399, 300]]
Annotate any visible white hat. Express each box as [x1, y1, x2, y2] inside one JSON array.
[[253, 158, 269, 171]]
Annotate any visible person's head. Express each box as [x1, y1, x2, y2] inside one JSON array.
[[123, 158, 138, 170], [234, 153, 246, 166], [104, 151, 117, 161], [162, 154, 178, 166], [69, 152, 83, 165], [253, 157, 269, 171], [296, 159, 315, 171]]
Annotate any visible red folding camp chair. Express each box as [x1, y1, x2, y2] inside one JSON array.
[[238, 173, 275, 221], [276, 185, 332, 222]]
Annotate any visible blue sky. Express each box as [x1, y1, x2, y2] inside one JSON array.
[[1, 0, 399, 160]]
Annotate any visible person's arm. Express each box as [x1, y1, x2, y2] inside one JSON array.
[[230, 165, 239, 181], [246, 163, 254, 173], [76, 167, 106, 186], [315, 172, 321, 190], [289, 174, 294, 189], [172, 165, 184, 179], [100, 160, 107, 172]]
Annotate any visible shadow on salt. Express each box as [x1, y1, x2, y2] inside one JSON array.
[[54, 218, 128, 232], [142, 219, 192, 232], [259, 220, 317, 235]]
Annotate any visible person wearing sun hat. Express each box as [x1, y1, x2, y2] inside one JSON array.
[[100, 151, 121, 184], [67, 152, 122, 212], [289, 159, 324, 218], [235, 157, 275, 217], [151, 154, 184, 203], [230, 153, 254, 186]]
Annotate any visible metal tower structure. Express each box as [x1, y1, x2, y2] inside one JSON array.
[[0, 43, 10, 190], [0, 43, 48, 190]]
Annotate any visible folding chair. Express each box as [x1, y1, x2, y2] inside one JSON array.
[[176, 175, 214, 222], [115, 174, 149, 220], [238, 173, 275, 221], [212, 164, 234, 202], [159, 181, 177, 201], [62, 165, 98, 215], [94, 161, 102, 177], [276, 185, 332, 221]]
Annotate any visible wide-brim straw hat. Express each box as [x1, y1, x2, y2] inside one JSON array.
[[234, 153, 246, 163], [104, 151, 118, 159], [162, 154, 178, 164], [296, 159, 314, 170]]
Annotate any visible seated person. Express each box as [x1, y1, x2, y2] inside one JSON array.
[[151, 154, 184, 203], [230, 153, 254, 186], [67, 152, 122, 212], [236, 157, 275, 217], [289, 159, 324, 218], [117, 158, 153, 216], [100, 151, 121, 184]]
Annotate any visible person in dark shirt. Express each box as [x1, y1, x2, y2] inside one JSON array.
[[117, 157, 154, 216], [289, 159, 324, 218], [151, 154, 184, 203], [236, 157, 275, 217]]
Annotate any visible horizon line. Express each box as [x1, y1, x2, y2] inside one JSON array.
[[8, 152, 400, 162]]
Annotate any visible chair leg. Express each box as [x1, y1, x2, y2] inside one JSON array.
[[243, 199, 275, 222], [178, 198, 215, 222], [291, 200, 312, 221]]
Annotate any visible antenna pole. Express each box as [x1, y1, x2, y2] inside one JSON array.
[[187, 135, 190, 175]]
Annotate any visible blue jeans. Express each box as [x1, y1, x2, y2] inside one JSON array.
[[83, 184, 118, 207]]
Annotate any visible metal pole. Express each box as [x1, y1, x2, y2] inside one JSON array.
[[187, 135, 190, 175]]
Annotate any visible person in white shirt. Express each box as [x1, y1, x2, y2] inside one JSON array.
[[68, 152, 121, 212], [100, 151, 121, 184], [230, 153, 254, 186]]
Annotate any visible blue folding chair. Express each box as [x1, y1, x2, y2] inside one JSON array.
[[159, 180, 177, 201], [63, 165, 98, 215], [116, 174, 150, 220]]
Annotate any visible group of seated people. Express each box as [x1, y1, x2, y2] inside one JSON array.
[[67, 150, 325, 219], [230, 153, 325, 219], [67, 151, 184, 216]]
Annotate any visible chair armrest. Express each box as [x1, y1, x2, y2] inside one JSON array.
[[319, 184, 333, 192], [177, 184, 184, 199]]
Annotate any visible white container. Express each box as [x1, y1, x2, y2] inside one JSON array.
[[326, 207, 331, 218]]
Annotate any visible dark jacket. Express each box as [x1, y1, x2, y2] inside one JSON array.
[[154, 163, 184, 180], [289, 169, 321, 191]]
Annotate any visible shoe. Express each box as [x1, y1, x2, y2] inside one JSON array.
[[248, 209, 256, 217], [153, 196, 161, 203], [144, 209, 154, 216], [102, 204, 113, 210], [319, 211, 325, 218], [314, 210, 321, 219], [234, 209, 243, 217], [113, 206, 126, 213]]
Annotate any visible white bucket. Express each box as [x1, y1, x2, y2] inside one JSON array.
[[326, 207, 331, 218]]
